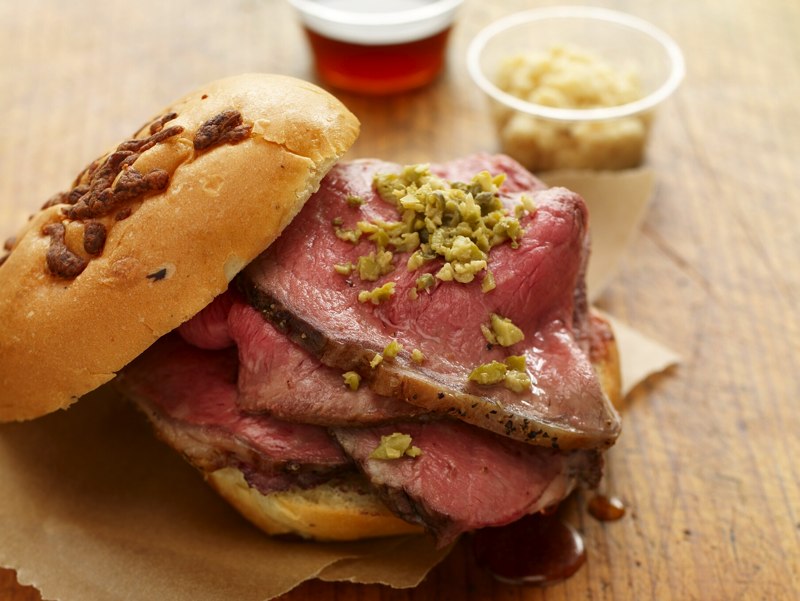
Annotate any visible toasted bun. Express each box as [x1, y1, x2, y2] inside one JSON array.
[[207, 468, 423, 541], [204, 314, 622, 542], [589, 311, 623, 409], [0, 74, 359, 422]]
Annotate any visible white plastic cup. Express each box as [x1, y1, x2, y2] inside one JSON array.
[[467, 7, 685, 170]]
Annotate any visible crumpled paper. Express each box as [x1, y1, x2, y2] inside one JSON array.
[[0, 168, 678, 601]]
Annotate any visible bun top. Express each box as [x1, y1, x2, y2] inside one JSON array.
[[0, 73, 360, 421]]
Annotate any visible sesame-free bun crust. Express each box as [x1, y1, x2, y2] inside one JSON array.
[[0, 74, 359, 421], [202, 315, 621, 542]]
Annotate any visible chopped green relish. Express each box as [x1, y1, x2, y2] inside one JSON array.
[[468, 355, 531, 393], [333, 164, 534, 299], [383, 339, 404, 359], [358, 281, 396, 305], [342, 371, 361, 391], [369, 432, 423, 460], [481, 313, 525, 347]]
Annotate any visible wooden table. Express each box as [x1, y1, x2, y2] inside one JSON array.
[[1, 0, 798, 599]]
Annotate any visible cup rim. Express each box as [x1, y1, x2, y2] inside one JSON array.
[[287, 0, 465, 27], [466, 6, 686, 122]]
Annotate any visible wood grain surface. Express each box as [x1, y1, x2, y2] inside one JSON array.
[[1, 0, 798, 599]]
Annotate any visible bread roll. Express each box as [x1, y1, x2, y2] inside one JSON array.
[[0, 74, 359, 421]]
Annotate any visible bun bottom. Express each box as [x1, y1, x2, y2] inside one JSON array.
[[206, 468, 422, 541], [204, 313, 621, 542]]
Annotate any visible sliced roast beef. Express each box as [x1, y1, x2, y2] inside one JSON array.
[[239, 154, 620, 450], [174, 289, 428, 425], [228, 299, 428, 425], [116, 334, 352, 493], [333, 420, 601, 547]]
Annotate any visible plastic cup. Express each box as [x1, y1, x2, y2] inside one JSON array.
[[288, 0, 465, 95], [467, 6, 685, 171]]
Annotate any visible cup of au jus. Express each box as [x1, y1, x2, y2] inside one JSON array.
[[288, 0, 465, 95]]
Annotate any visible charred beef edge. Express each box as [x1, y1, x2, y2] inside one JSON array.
[[236, 276, 617, 451]]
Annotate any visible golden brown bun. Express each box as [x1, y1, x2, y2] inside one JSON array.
[[0, 74, 359, 422], [207, 468, 423, 541], [204, 318, 621, 542], [589, 311, 623, 409]]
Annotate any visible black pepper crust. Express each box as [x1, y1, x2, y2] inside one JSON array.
[[252, 292, 328, 358], [239, 270, 614, 450]]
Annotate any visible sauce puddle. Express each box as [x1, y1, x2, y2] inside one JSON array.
[[472, 495, 627, 585], [472, 513, 586, 585]]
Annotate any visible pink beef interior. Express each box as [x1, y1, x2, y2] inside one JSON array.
[[117, 334, 351, 492]]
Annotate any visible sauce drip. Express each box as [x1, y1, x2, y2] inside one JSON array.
[[304, 27, 452, 95], [473, 513, 586, 585], [588, 494, 626, 521]]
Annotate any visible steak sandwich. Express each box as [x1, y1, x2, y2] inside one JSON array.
[[0, 74, 621, 549]]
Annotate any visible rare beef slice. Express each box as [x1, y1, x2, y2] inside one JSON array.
[[239, 155, 620, 450], [117, 334, 352, 493], [333, 420, 602, 546]]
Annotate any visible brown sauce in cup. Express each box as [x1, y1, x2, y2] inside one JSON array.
[[304, 27, 452, 95]]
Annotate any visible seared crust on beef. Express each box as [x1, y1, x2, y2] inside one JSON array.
[[332, 422, 601, 547], [231, 289, 428, 424], [241, 282, 618, 450]]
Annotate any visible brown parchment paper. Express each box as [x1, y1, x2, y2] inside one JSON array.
[[0, 169, 678, 601], [543, 169, 656, 302], [542, 168, 680, 394]]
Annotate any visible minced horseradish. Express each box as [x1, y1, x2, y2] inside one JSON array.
[[493, 45, 649, 171]]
